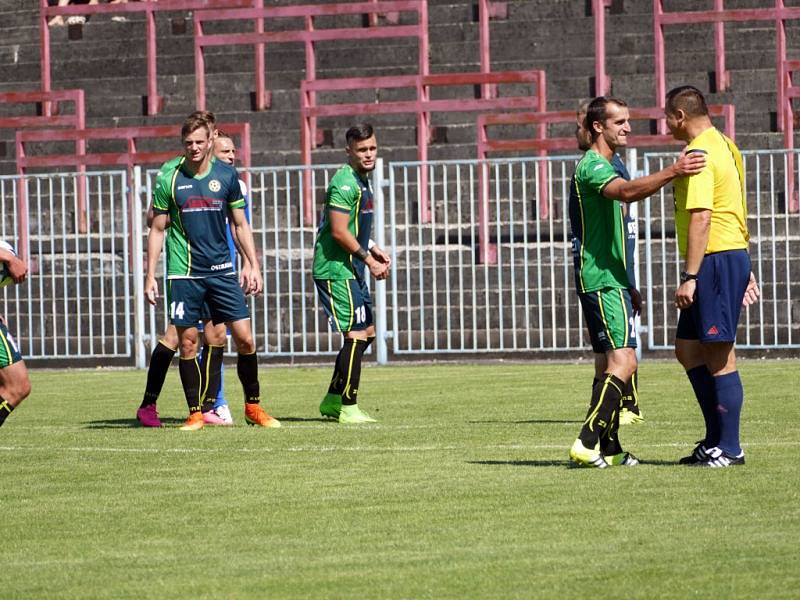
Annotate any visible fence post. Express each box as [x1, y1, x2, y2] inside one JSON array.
[[373, 158, 389, 365], [626, 148, 643, 361], [132, 166, 146, 368]]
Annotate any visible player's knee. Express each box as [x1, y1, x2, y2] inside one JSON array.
[[5, 376, 31, 403], [235, 335, 255, 354]]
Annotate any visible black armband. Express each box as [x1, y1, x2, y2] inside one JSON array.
[[354, 247, 369, 261]]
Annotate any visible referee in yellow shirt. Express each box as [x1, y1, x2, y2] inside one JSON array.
[[665, 86, 759, 467]]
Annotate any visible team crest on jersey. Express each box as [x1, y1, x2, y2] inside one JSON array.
[[208, 179, 221, 192]]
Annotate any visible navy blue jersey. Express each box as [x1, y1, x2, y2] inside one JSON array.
[[153, 156, 245, 278]]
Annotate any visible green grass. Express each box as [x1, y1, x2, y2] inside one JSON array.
[[1, 360, 799, 599]]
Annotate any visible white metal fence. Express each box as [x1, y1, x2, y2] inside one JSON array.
[[2, 148, 798, 365], [0, 171, 135, 360]]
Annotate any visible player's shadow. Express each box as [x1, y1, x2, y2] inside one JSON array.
[[469, 459, 571, 468], [468, 419, 582, 425], [84, 418, 185, 428]]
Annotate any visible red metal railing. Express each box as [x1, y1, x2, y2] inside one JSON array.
[[300, 70, 546, 225], [653, 0, 799, 135], [1, 89, 86, 261], [193, 1, 428, 115], [39, 0, 258, 116]]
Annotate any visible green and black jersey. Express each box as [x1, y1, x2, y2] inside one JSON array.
[[568, 150, 630, 293], [152, 156, 245, 278], [312, 164, 374, 281]]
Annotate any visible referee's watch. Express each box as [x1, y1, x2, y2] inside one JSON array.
[[680, 271, 698, 283]]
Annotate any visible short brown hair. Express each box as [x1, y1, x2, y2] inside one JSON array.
[[181, 113, 212, 140], [665, 85, 708, 118]]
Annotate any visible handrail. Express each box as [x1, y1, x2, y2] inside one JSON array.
[[299, 69, 546, 225], [653, 0, 798, 134], [193, 0, 428, 112], [39, 0, 258, 116]]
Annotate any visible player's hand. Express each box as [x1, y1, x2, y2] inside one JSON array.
[[674, 279, 696, 310], [240, 264, 263, 296], [144, 276, 159, 306], [742, 271, 760, 307], [366, 254, 389, 281], [7, 256, 27, 284], [369, 245, 391, 279], [673, 148, 706, 177], [629, 287, 642, 316]]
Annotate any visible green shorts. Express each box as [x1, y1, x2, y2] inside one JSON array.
[[578, 287, 636, 353], [314, 278, 373, 333], [0, 320, 23, 368]]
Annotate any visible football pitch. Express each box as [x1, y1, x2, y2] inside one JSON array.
[[1, 360, 798, 599]]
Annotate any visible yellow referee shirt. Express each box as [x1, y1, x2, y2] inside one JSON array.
[[673, 127, 749, 258]]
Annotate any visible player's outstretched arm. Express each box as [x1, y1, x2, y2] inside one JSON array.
[[230, 207, 262, 296], [144, 213, 168, 305], [604, 148, 706, 204]]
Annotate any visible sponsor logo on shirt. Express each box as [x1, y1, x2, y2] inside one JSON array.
[[209, 179, 221, 193], [210, 261, 233, 271], [182, 196, 224, 212], [177, 184, 193, 190]]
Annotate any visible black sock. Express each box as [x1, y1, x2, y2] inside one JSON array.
[[600, 406, 623, 456], [621, 369, 640, 414], [0, 397, 15, 427], [340, 338, 367, 406], [327, 348, 345, 395], [178, 356, 202, 413], [140, 341, 176, 408], [200, 345, 224, 413], [578, 373, 625, 450], [237, 352, 260, 404]]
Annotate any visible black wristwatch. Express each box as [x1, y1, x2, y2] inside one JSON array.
[[680, 271, 698, 283]]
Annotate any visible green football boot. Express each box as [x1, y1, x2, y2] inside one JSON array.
[[319, 393, 342, 419], [568, 439, 609, 468], [339, 404, 377, 424], [606, 451, 640, 466]]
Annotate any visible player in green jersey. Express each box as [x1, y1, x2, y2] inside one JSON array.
[[144, 113, 278, 431], [313, 124, 391, 424], [574, 101, 643, 427], [567, 96, 706, 467], [0, 246, 31, 428]]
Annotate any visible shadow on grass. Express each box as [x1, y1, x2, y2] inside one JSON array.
[[469, 459, 570, 468], [469, 459, 683, 468], [467, 419, 582, 425], [276, 417, 335, 423], [84, 418, 185, 428]]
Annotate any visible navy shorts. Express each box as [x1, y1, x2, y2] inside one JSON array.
[[578, 287, 637, 353], [315, 278, 373, 333], [676, 249, 750, 343], [168, 274, 250, 327], [0, 320, 23, 368]]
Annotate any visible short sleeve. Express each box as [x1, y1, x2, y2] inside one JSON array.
[[683, 156, 714, 211], [579, 154, 619, 195], [328, 182, 357, 213], [226, 167, 245, 210], [152, 169, 172, 213]]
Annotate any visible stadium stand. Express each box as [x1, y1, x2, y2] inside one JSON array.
[[0, 0, 798, 362]]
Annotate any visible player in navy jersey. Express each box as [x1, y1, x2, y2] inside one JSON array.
[[137, 113, 242, 427], [144, 113, 278, 430]]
